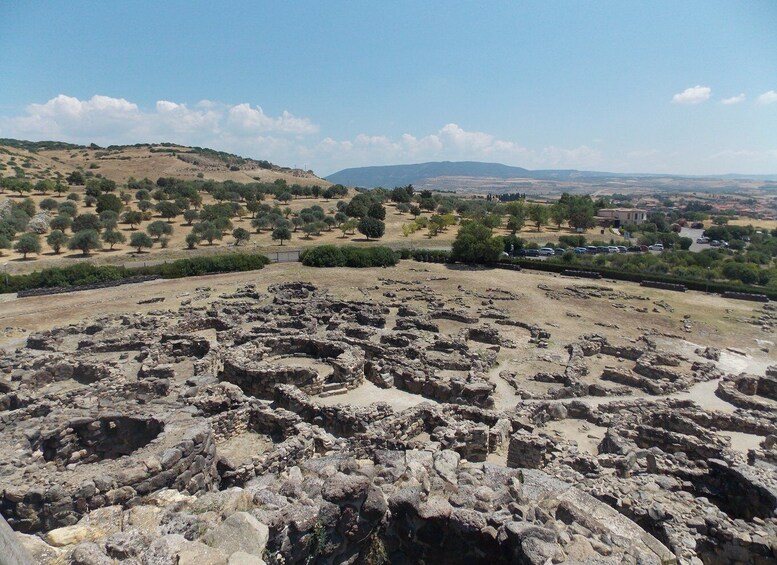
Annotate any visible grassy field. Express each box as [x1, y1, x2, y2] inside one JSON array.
[[727, 217, 777, 231]]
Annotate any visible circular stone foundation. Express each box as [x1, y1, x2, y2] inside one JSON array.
[[35, 416, 164, 465], [220, 334, 365, 398]]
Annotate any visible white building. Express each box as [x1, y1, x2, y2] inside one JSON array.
[[597, 208, 648, 226]]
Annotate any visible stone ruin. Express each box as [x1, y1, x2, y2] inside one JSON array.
[[0, 280, 774, 564]]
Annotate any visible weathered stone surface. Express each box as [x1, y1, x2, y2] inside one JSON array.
[[1, 280, 774, 565], [202, 512, 269, 558], [227, 551, 267, 565]]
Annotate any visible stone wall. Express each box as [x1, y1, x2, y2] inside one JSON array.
[[717, 374, 777, 411], [220, 336, 365, 398], [1, 418, 219, 533], [507, 432, 559, 469]]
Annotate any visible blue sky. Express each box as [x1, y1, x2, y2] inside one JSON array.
[[1, 1, 776, 176]]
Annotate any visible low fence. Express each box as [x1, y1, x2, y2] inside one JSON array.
[[640, 280, 687, 292], [562, 270, 602, 279], [15, 275, 162, 298], [722, 291, 769, 303]]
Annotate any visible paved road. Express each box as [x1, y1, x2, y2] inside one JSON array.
[[680, 227, 708, 252]]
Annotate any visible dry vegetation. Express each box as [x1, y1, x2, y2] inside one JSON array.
[[0, 143, 328, 186], [0, 147, 599, 273]]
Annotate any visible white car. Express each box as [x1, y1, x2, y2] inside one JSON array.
[[607, 246, 620, 253], [648, 244, 664, 251], [696, 237, 709, 244], [538, 247, 555, 256]]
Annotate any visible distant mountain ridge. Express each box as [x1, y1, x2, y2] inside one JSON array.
[[326, 161, 777, 188]]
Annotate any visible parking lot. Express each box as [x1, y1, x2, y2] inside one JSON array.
[[680, 227, 708, 252]]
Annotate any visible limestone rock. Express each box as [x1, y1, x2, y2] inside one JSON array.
[[201, 512, 269, 558]]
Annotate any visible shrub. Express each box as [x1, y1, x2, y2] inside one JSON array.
[[50, 215, 73, 232], [357, 217, 385, 240], [558, 235, 586, 247], [72, 213, 101, 233], [301, 245, 345, 267], [722, 261, 760, 285], [58, 201, 78, 217], [147, 220, 173, 240], [14, 233, 41, 259], [451, 221, 503, 263], [68, 229, 102, 256], [39, 198, 59, 212], [301, 245, 398, 268], [232, 227, 250, 246], [102, 229, 126, 249], [271, 226, 292, 245], [154, 253, 270, 278], [46, 230, 69, 254], [0, 253, 271, 294], [341, 246, 397, 267], [185, 232, 200, 249], [130, 232, 154, 253], [96, 193, 124, 214]]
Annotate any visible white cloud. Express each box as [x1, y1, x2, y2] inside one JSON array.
[[721, 93, 746, 105], [0, 96, 611, 173], [311, 124, 602, 173], [672, 85, 712, 104], [226, 103, 318, 134], [7, 94, 142, 139], [18, 93, 777, 176], [757, 90, 777, 105], [0, 94, 318, 147]]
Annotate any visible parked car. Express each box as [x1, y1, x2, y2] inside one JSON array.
[[648, 243, 664, 251], [710, 240, 721, 247], [586, 246, 599, 254], [607, 246, 620, 254], [696, 237, 709, 244], [597, 246, 610, 254], [617, 246, 628, 253], [574, 247, 588, 254], [538, 247, 555, 256], [524, 249, 540, 257], [554, 247, 566, 255], [691, 222, 705, 229], [627, 246, 642, 252], [639, 245, 649, 252]]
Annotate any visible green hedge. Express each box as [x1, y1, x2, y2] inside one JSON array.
[[497, 257, 777, 299], [1, 263, 132, 293], [409, 249, 451, 263], [300, 245, 398, 268], [149, 253, 270, 279], [405, 248, 777, 299], [0, 253, 270, 294]]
